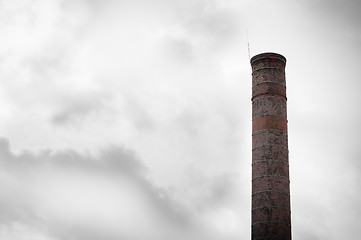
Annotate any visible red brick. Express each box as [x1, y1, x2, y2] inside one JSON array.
[[252, 222, 291, 240], [252, 82, 287, 101], [252, 161, 289, 179], [252, 97, 287, 119], [252, 145, 288, 164], [252, 68, 286, 87], [252, 191, 290, 210], [251, 52, 291, 240], [252, 115, 288, 132], [252, 207, 291, 224], [252, 129, 288, 148], [252, 177, 290, 193]]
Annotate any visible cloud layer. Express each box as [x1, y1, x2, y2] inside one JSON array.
[[1, 0, 361, 239], [0, 138, 246, 240]]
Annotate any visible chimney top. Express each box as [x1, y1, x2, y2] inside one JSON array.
[[250, 52, 286, 65]]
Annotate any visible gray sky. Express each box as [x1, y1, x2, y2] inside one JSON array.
[[0, 0, 360, 239]]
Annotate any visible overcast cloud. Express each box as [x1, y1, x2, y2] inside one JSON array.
[[0, 0, 361, 239]]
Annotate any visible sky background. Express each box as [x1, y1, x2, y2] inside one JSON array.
[[0, 0, 361, 239]]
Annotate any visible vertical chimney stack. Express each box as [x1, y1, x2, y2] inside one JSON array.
[[251, 53, 291, 239]]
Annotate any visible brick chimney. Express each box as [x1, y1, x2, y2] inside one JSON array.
[[251, 52, 291, 239]]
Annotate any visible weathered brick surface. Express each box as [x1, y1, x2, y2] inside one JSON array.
[[252, 129, 288, 148], [251, 53, 291, 240], [252, 161, 289, 179], [252, 192, 290, 210], [251, 60, 286, 71], [252, 97, 287, 119], [251, 59, 286, 71], [251, 52, 286, 72], [252, 68, 286, 87], [252, 145, 288, 164], [252, 207, 291, 224], [252, 82, 286, 101], [252, 222, 291, 240], [252, 177, 289, 193]]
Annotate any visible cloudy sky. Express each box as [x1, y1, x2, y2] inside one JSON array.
[[0, 0, 361, 239]]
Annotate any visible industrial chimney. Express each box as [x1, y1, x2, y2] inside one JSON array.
[[251, 53, 291, 239]]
